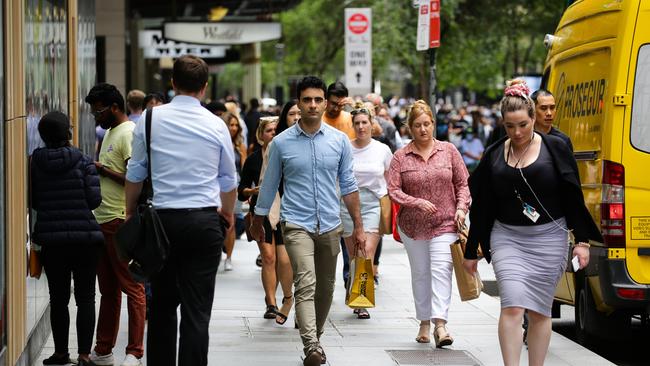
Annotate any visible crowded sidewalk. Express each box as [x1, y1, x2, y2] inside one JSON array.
[[33, 235, 613, 366]]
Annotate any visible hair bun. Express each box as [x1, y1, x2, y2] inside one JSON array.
[[504, 79, 531, 98]]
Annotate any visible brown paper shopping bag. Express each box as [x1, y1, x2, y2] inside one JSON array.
[[450, 225, 483, 301]]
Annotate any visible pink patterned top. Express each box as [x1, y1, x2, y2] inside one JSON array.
[[388, 140, 470, 240]]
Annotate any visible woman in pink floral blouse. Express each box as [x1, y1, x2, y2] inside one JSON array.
[[388, 100, 470, 347]]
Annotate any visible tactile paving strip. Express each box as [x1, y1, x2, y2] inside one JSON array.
[[386, 349, 482, 365]]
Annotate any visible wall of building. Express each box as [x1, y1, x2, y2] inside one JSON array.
[[4, 0, 96, 364], [96, 0, 125, 93]]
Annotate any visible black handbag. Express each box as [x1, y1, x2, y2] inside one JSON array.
[[116, 107, 169, 283]]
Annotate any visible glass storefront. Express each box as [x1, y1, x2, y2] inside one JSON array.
[[24, 0, 69, 336], [77, 0, 96, 156]]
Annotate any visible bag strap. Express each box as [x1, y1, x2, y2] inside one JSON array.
[[28, 156, 33, 245], [143, 107, 154, 201], [145, 107, 152, 183]]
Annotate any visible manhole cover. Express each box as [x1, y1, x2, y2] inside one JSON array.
[[386, 349, 482, 365]]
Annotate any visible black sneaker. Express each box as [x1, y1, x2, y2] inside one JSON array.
[[43, 353, 73, 366]]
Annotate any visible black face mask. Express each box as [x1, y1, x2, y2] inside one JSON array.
[[99, 111, 118, 130]]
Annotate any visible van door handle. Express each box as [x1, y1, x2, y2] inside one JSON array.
[[638, 248, 650, 256]]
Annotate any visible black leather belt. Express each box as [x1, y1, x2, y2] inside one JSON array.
[[157, 206, 218, 213]]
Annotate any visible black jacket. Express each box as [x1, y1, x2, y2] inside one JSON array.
[[464, 133, 602, 262], [31, 146, 104, 246]]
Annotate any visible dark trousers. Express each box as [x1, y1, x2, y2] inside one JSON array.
[[374, 237, 383, 266], [147, 209, 224, 366], [42, 244, 99, 355]]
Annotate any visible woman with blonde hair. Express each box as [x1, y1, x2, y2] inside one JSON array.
[[388, 100, 470, 347], [340, 102, 392, 319], [222, 111, 247, 271], [463, 79, 601, 366], [238, 116, 294, 324]]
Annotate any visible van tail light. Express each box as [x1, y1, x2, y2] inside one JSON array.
[[601, 161, 625, 248], [616, 288, 645, 300]]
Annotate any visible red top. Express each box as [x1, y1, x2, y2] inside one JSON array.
[[388, 140, 470, 240]]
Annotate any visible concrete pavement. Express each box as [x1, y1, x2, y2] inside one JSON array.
[[34, 235, 614, 365]]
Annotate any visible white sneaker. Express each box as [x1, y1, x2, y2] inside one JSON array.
[[224, 257, 233, 271], [89, 351, 114, 366], [120, 354, 142, 366]]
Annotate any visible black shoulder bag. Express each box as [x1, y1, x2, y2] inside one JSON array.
[[116, 107, 170, 282]]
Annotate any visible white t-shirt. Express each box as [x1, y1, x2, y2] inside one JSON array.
[[351, 139, 393, 198]]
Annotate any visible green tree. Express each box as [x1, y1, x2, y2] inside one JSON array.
[[257, 0, 567, 99]]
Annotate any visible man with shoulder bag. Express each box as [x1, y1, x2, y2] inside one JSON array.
[[125, 55, 237, 366]]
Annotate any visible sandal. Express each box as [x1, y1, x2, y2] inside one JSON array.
[[263, 304, 278, 319], [415, 323, 431, 343], [356, 308, 370, 319], [433, 325, 454, 348], [276, 295, 293, 325]]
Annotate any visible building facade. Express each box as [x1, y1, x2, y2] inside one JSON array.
[[3, 1, 96, 365]]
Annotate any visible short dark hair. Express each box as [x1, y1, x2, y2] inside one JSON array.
[[326, 81, 348, 99], [530, 89, 554, 103], [249, 98, 260, 109], [296, 76, 327, 99], [172, 55, 209, 93], [85, 83, 125, 112], [205, 101, 227, 114], [38, 111, 71, 148], [143, 92, 166, 106]]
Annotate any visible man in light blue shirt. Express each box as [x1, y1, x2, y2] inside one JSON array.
[[125, 55, 237, 366], [251, 76, 366, 366]]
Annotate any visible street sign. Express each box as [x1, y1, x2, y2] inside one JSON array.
[[138, 30, 228, 59], [429, 0, 441, 48], [345, 8, 372, 96], [416, 0, 441, 51], [416, 0, 430, 51], [163, 22, 281, 45]]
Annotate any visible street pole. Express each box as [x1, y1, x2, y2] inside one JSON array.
[[429, 47, 437, 137], [428, 47, 437, 108]]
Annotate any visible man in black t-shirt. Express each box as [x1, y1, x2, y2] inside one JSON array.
[[531, 89, 574, 152]]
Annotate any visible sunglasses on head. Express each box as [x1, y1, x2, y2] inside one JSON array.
[[351, 108, 370, 116]]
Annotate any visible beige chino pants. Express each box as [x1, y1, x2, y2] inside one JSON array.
[[282, 222, 341, 355]]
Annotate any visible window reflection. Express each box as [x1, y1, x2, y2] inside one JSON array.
[[25, 0, 68, 337]]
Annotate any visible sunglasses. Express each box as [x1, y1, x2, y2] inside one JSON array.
[[90, 106, 110, 118], [351, 108, 370, 116]]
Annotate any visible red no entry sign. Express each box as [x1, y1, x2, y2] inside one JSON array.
[[348, 13, 369, 34]]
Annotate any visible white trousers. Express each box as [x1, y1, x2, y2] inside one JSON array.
[[400, 229, 457, 322]]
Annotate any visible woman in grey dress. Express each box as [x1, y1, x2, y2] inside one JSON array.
[[462, 79, 602, 366]]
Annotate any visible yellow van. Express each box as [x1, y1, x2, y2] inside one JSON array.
[[543, 0, 650, 343]]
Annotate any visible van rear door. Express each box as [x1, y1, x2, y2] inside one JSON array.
[[624, 5, 650, 285]]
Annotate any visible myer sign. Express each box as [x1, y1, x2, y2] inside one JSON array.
[[163, 22, 281, 45], [138, 30, 228, 59], [345, 8, 372, 96]]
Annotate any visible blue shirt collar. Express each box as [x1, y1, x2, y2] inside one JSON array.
[[170, 95, 202, 106], [294, 120, 327, 137]]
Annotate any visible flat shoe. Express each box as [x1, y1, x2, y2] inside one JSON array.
[[276, 295, 293, 325], [356, 308, 370, 319], [263, 304, 278, 319], [303, 349, 322, 366]]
